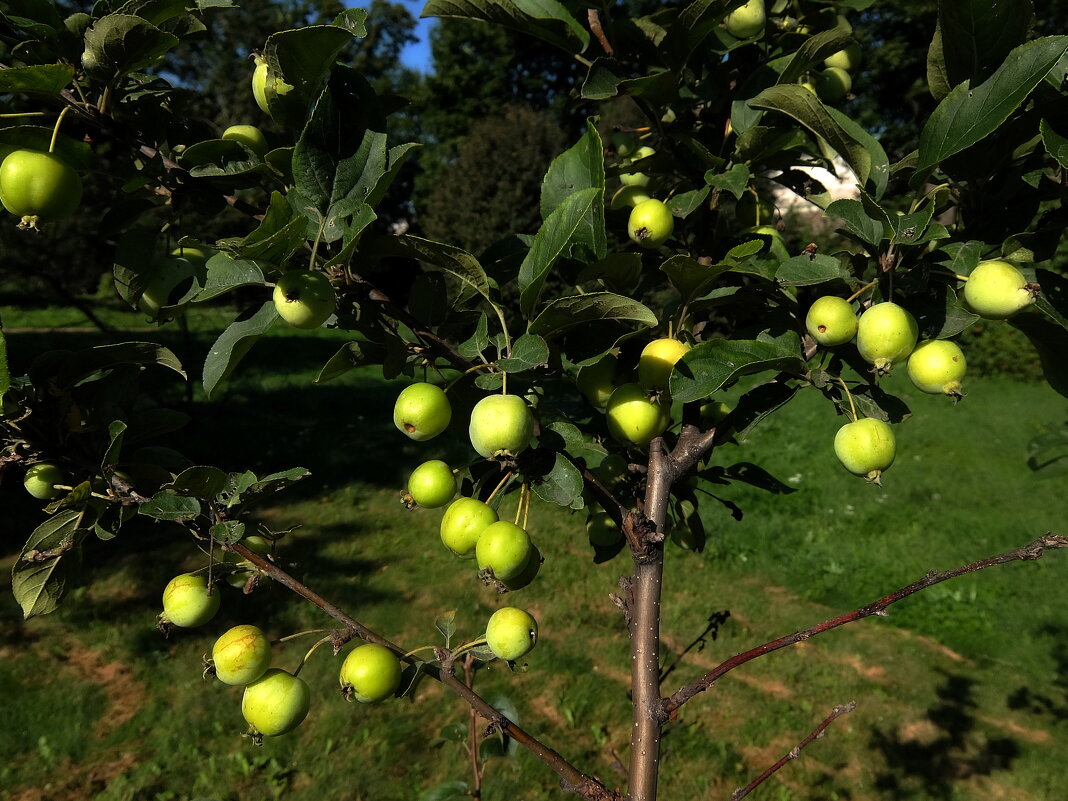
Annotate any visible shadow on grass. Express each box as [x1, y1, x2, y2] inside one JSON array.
[[870, 671, 1021, 799], [1006, 623, 1068, 723]]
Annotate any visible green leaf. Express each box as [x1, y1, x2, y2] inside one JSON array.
[[0, 328, 9, 405], [580, 60, 677, 101], [166, 466, 229, 498], [937, 0, 1032, 89], [498, 334, 549, 374], [291, 68, 387, 243], [748, 84, 874, 190], [529, 292, 657, 338], [670, 336, 804, 402], [0, 64, 74, 94], [100, 420, 127, 471], [666, 187, 710, 219], [418, 781, 469, 801], [927, 24, 952, 101], [243, 467, 311, 503], [776, 26, 854, 86], [660, 255, 732, 300], [260, 25, 357, 129], [435, 610, 456, 646], [1041, 119, 1068, 169], [775, 254, 845, 286], [518, 187, 602, 316], [889, 204, 935, 246], [529, 451, 584, 508], [138, 492, 201, 522], [56, 342, 186, 387], [380, 236, 493, 307], [196, 253, 265, 302], [315, 341, 388, 384], [824, 105, 889, 199], [539, 123, 606, 260], [826, 199, 886, 247], [421, 0, 588, 54], [203, 302, 279, 399], [114, 0, 187, 26], [332, 7, 368, 35], [81, 14, 179, 80], [706, 163, 751, 200], [210, 520, 246, 545], [12, 510, 84, 618], [233, 191, 309, 265], [915, 37, 1068, 176]]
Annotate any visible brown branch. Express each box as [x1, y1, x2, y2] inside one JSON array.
[[228, 542, 617, 801], [730, 702, 857, 801], [662, 533, 1068, 716], [464, 654, 484, 800], [588, 9, 614, 55]]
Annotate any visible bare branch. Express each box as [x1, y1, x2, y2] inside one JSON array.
[[228, 542, 618, 801], [730, 702, 857, 801], [662, 533, 1068, 716], [588, 9, 614, 55]]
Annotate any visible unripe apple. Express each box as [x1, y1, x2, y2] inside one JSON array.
[[339, 643, 402, 703], [963, 259, 1037, 319], [587, 514, 623, 548], [406, 460, 456, 508], [629, 145, 656, 162], [252, 58, 270, 115], [725, 0, 765, 39], [816, 67, 852, 104], [161, 573, 220, 628], [440, 497, 498, 557], [577, 354, 619, 410], [502, 543, 542, 591], [475, 520, 533, 582], [628, 199, 674, 248], [140, 256, 196, 319], [856, 302, 918, 375], [212, 625, 272, 686], [824, 43, 862, 72], [699, 400, 731, 424], [806, 296, 858, 346], [272, 270, 335, 329], [468, 394, 535, 459], [394, 383, 452, 441], [610, 131, 638, 158], [241, 668, 310, 736], [800, 79, 817, 95], [619, 170, 650, 187], [593, 453, 628, 485], [485, 607, 538, 661], [24, 463, 65, 500], [833, 417, 896, 484], [638, 338, 691, 391], [170, 246, 209, 267], [222, 124, 268, 157], [606, 383, 670, 447], [907, 340, 966, 397], [610, 185, 653, 210]]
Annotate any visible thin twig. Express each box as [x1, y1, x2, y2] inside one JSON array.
[[730, 702, 858, 801], [227, 541, 618, 801], [662, 533, 1068, 716]]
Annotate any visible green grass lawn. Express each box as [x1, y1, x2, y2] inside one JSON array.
[[2, 303, 1067, 801]]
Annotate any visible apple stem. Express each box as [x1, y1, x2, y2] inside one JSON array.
[[845, 278, 879, 303], [274, 628, 333, 645], [521, 484, 531, 531], [48, 106, 71, 153], [401, 644, 438, 659], [513, 484, 526, 526], [292, 633, 333, 676], [836, 377, 858, 423], [484, 470, 514, 505]]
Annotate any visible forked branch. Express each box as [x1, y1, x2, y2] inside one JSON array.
[[662, 533, 1068, 716], [730, 701, 857, 801]]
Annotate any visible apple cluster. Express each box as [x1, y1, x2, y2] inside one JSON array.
[[393, 382, 541, 662], [804, 259, 1038, 484]]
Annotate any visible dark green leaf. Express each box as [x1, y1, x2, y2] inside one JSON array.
[[380, 236, 493, 307], [56, 342, 186, 387], [259, 26, 357, 128], [776, 254, 845, 286], [540, 122, 606, 260], [332, 7, 368, 35], [203, 302, 279, 399], [915, 37, 1068, 176], [12, 510, 84, 618], [166, 466, 229, 497], [660, 255, 732, 300], [529, 292, 657, 338], [234, 191, 309, 265], [0, 329, 10, 405], [937, 0, 1032, 89], [435, 610, 456, 646], [776, 26, 853, 86], [315, 341, 387, 384], [666, 187, 710, 219], [498, 334, 549, 374], [529, 452, 584, 508], [139, 491, 202, 521], [0, 64, 74, 94], [101, 420, 127, 471], [927, 24, 951, 101], [826, 199, 886, 247], [420, 0, 588, 53], [196, 253, 265, 302], [1041, 119, 1068, 169], [210, 520, 246, 545], [706, 163, 750, 199], [670, 336, 804, 402], [82, 14, 179, 80]]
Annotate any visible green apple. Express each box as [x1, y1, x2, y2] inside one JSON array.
[[610, 131, 638, 158], [440, 497, 498, 557], [140, 256, 196, 320], [963, 259, 1036, 319], [725, 0, 765, 38], [577, 354, 618, 410], [816, 67, 852, 104], [485, 607, 538, 661], [241, 668, 310, 736], [212, 625, 272, 686], [628, 145, 656, 163], [222, 124, 268, 157], [0, 149, 82, 228], [339, 643, 402, 703], [393, 382, 452, 441], [170, 246, 209, 266], [468, 394, 535, 459], [407, 460, 456, 508], [638, 338, 691, 391], [606, 383, 670, 447], [806, 296, 858, 346], [24, 463, 65, 499], [610, 185, 653, 209], [593, 453, 628, 485], [833, 417, 896, 484], [587, 514, 623, 548], [161, 573, 220, 628], [907, 340, 966, 397], [824, 43, 862, 72], [501, 544, 542, 591], [628, 199, 674, 248], [272, 270, 335, 329], [800, 79, 818, 95], [856, 301, 918, 375], [699, 400, 731, 424], [475, 521, 533, 582], [252, 58, 270, 115], [619, 170, 650, 187]]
